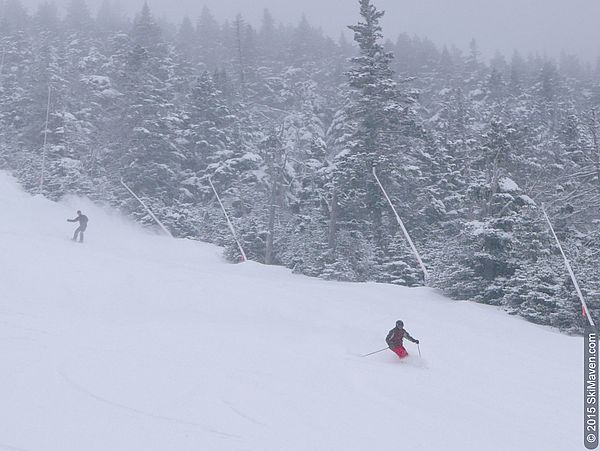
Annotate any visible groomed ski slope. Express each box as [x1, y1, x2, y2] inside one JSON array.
[[0, 171, 581, 451]]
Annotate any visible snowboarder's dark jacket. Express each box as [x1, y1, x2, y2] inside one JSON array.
[[386, 326, 417, 349], [68, 213, 88, 226]]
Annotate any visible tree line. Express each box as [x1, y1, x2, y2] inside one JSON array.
[[1, 0, 599, 332]]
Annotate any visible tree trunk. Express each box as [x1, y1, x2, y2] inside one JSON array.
[[485, 151, 501, 217], [265, 181, 277, 265], [235, 17, 246, 101], [328, 189, 338, 252]]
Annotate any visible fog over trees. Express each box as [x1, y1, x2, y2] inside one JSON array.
[[16, 0, 600, 61], [1, 0, 599, 331]]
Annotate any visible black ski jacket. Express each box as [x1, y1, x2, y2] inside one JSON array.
[[68, 214, 88, 226], [386, 326, 417, 349]]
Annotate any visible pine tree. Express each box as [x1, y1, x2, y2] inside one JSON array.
[[196, 6, 221, 70], [65, 0, 93, 33], [175, 17, 197, 64], [109, 4, 182, 227], [331, 0, 413, 253], [185, 71, 233, 179]]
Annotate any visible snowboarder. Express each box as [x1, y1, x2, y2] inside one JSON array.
[[386, 320, 419, 359], [67, 210, 88, 243]]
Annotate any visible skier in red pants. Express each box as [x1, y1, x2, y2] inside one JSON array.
[[386, 320, 419, 359]]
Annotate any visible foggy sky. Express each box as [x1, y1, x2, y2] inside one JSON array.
[[20, 0, 600, 62]]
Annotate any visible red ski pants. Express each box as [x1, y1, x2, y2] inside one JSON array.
[[392, 345, 408, 359]]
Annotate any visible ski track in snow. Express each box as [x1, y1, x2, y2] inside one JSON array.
[[221, 399, 269, 427], [0, 444, 30, 451], [0, 320, 55, 337], [56, 362, 242, 441]]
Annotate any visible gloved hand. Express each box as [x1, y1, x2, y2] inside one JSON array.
[[414, 339, 420, 344]]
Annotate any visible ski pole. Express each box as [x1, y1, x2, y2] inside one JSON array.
[[417, 343, 422, 358], [361, 347, 390, 357]]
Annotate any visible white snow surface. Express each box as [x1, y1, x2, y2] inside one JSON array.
[[0, 172, 581, 451]]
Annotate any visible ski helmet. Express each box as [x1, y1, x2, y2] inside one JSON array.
[[396, 320, 404, 328]]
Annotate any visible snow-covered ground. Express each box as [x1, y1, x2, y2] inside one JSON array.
[[0, 172, 582, 451]]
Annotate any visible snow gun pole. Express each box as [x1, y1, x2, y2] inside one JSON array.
[[208, 176, 247, 262], [120, 178, 173, 238], [541, 204, 595, 327], [361, 347, 390, 357], [372, 167, 429, 283]]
